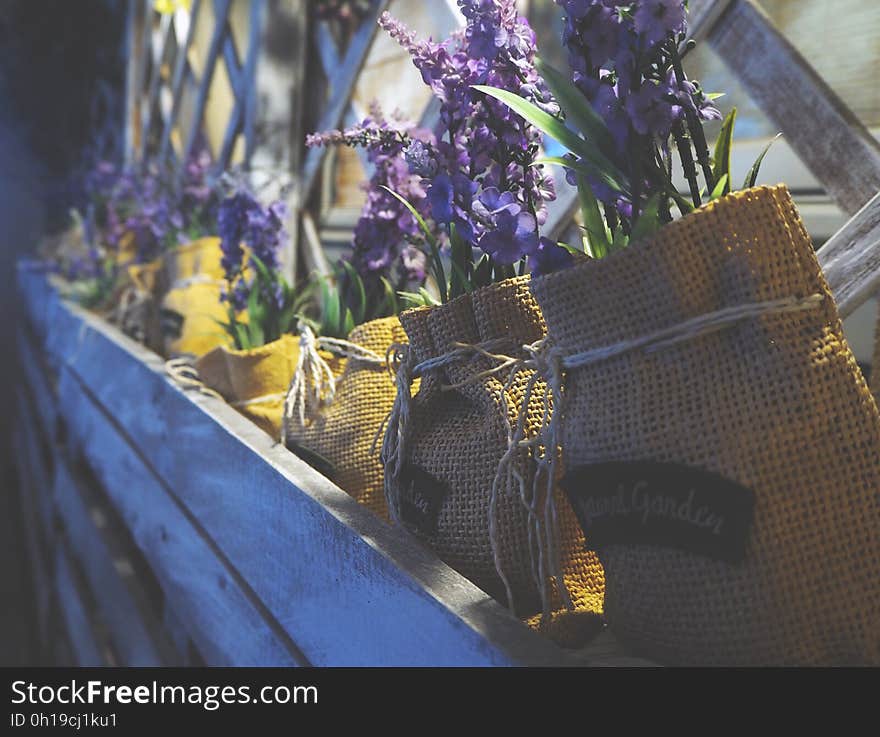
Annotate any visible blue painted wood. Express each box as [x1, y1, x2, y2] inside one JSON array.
[[53, 546, 107, 667], [53, 455, 179, 666], [300, 0, 391, 203], [16, 323, 58, 445], [11, 427, 52, 650], [54, 364, 305, 667], [183, 0, 234, 162], [30, 277, 567, 666], [161, 0, 203, 161], [15, 391, 56, 551]]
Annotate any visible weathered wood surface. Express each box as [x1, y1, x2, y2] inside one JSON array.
[[53, 543, 107, 667], [53, 453, 179, 666], [691, 0, 880, 215], [56, 364, 305, 666], [819, 191, 880, 318], [11, 425, 52, 650], [18, 263, 649, 666], [299, 0, 390, 207]]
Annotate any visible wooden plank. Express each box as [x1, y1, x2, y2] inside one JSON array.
[[11, 428, 53, 651], [160, 0, 202, 160], [183, 0, 233, 162], [53, 454, 180, 666], [53, 545, 108, 667], [818, 190, 880, 318], [242, 0, 263, 164], [141, 12, 175, 161], [39, 281, 585, 667], [217, 1, 264, 169], [300, 0, 390, 205], [701, 0, 880, 214], [16, 391, 56, 549], [17, 324, 57, 442], [54, 365, 305, 667], [251, 0, 308, 283]]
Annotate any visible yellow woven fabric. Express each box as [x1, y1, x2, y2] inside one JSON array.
[[532, 185, 880, 665], [393, 277, 605, 645], [286, 316, 404, 519], [196, 335, 301, 440], [160, 237, 230, 358]]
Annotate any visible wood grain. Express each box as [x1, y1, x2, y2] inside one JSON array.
[[703, 0, 880, 214], [818, 190, 880, 317]]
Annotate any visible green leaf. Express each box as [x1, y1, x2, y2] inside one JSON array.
[[473, 85, 628, 195], [341, 260, 366, 326], [342, 307, 355, 338], [706, 92, 726, 101], [398, 289, 440, 308], [379, 276, 398, 317], [557, 241, 583, 256], [712, 107, 737, 197], [708, 173, 729, 201], [535, 57, 617, 159], [574, 172, 611, 257], [743, 133, 782, 189], [233, 322, 251, 351], [380, 185, 447, 303], [629, 194, 663, 244], [448, 224, 473, 299], [321, 278, 340, 337]]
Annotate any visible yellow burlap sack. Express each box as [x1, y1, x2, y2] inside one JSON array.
[[531, 185, 880, 665], [384, 277, 604, 646], [195, 334, 302, 440], [107, 257, 166, 353], [284, 317, 404, 520], [160, 237, 231, 358]]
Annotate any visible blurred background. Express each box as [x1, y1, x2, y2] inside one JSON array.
[[2, 0, 879, 664]]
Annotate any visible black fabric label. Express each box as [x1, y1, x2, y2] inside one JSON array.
[[561, 461, 755, 562], [398, 464, 447, 536]]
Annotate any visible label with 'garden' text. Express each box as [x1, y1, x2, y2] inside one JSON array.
[[398, 463, 447, 536], [561, 461, 754, 562]]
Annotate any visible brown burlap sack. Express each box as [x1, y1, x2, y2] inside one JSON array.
[[386, 277, 604, 644], [532, 185, 880, 665], [284, 316, 404, 519]]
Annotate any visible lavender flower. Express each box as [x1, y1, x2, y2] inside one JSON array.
[[217, 189, 288, 311], [625, 81, 681, 136], [633, 0, 686, 47], [379, 0, 556, 274], [555, 1, 719, 220], [308, 106, 436, 309]]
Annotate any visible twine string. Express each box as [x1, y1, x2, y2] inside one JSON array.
[[381, 292, 825, 621], [281, 322, 388, 445], [164, 357, 224, 400]]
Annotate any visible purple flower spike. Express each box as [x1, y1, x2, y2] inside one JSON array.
[[479, 209, 538, 264], [633, 0, 686, 47]]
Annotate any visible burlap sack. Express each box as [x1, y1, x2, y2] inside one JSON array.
[[870, 304, 880, 406], [108, 258, 166, 353], [160, 237, 230, 358], [196, 334, 302, 440], [532, 185, 880, 665], [284, 316, 404, 519], [387, 277, 604, 643]]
